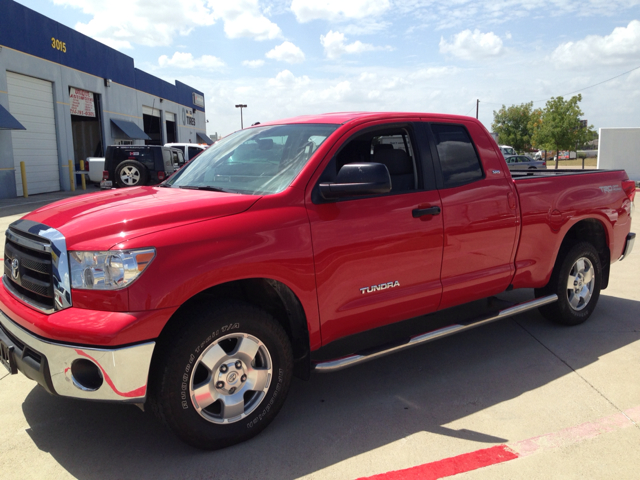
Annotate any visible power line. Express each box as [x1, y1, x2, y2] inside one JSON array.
[[482, 64, 640, 108], [531, 64, 640, 103], [464, 104, 476, 116]]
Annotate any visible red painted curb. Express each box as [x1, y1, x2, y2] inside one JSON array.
[[356, 445, 518, 480], [356, 405, 640, 480]]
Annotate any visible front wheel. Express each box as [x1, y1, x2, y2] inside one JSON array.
[[535, 242, 602, 325], [149, 301, 293, 449]]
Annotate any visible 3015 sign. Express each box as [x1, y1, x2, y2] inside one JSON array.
[[51, 37, 67, 53]]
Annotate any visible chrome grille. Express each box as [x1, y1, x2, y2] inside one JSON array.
[[4, 230, 55, 310], [3, 220, 72, 314]]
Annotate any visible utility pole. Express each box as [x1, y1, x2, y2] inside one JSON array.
[[235, 104, 247, 129], [476, 99, 480, 119]]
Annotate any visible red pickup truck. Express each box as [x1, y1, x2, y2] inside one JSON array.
[[1, 112, 635, 449]]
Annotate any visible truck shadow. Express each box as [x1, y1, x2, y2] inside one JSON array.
[[20, 290, 640, 480]]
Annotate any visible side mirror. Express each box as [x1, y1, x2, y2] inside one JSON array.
[[319, 163, 391, 200]]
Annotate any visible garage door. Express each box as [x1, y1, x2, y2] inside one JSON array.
[[7, 72, 60, 195]]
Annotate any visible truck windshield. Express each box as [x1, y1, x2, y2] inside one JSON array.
[[165, 124, 338, 195]]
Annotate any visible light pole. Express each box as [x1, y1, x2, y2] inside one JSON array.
[[235, 104, 247, 129]]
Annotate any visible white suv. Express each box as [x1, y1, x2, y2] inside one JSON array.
[[499, 145, 516, 157], [164, 143, 207, 162]]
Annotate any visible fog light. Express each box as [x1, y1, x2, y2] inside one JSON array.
[[71, 358, 103, 391]]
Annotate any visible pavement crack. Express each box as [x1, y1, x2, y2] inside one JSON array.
[[514, 319, 639, 431]]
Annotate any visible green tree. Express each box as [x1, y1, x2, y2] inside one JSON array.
[[491, 102, 537, 152], [530, 94, 595, 162]]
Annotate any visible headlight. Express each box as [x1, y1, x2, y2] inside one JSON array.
[[70, 248, 156, 290]]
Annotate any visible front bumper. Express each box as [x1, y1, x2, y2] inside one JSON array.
[[0, 309, 155, 403]]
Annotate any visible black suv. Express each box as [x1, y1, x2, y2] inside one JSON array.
[[101, 145, 186, 188]]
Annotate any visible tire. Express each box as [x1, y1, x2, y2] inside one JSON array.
[[149, 301, 293, 450], [535, 242, 602, 326], [115, 160, 148, 187]]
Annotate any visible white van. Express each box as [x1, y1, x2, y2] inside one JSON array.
[[164, 143, 207, 162], [499, 145, 516, 157]]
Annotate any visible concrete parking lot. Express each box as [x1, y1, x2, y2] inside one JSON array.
[[1, 190, 639, 479]]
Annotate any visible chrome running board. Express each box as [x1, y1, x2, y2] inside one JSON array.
[[313, 294, 558, 373]]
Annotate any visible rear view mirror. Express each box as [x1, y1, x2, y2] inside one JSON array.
[[319, 163, 391, 199]]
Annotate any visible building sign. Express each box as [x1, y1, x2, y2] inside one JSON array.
[[70, 88, 95, 117], [182, 107, 196, 126], [192, 92, 204, 108]]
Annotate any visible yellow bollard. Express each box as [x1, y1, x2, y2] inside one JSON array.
[[20, 161, 28, 198], [80, 159, 86, 190], [68, 159, 75, 191]]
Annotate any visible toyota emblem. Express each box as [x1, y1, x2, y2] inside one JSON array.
[[11, 258, 19, 280]]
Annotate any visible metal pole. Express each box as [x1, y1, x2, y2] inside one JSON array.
[[80, 159, 86, 190], [68, 159, 75, 191], [235, 104, 247, 129], [20, 161, 28, 198], [476, 99, 479, 119]]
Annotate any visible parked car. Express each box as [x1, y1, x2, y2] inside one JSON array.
[[505, 155, 547, 170], [1, 112, 635, 451], [164, 143, 207, 163], [101, 145, 185, 188]]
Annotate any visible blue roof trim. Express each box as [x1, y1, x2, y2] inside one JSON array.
[[0, 0, 205, 112], [111, 119, 151, 140], [196, 132, 213, 145], [0, 104, 26, 130]]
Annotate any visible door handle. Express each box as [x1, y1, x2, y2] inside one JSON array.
[[412, 206, 441, 218]]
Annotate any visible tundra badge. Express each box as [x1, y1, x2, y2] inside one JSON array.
[[360, 281, 400, 294]]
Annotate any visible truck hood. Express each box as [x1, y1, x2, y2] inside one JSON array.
[[25, 186, 260, 250]]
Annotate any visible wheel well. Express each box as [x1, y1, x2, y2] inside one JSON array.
[[559, 219, 610, 289], [157, 279, 311, 380]]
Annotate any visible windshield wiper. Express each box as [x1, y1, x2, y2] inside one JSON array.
[[178, 185, 228, 192]]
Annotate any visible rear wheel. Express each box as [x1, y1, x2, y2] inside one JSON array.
[[115, 160, 148, 187], [535, 242, 602, 325], [149, 301, 293, 450]]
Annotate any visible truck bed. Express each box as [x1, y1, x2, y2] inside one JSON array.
[[510, 168, 633, 289]]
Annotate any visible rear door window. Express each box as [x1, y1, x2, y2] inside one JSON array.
[[431, 124, 483, 188]]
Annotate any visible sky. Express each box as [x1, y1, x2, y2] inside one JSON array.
[[16, 0, 640, 138]]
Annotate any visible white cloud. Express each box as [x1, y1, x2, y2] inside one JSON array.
[[343, 20, 390, 36], [291, 0, 391, 22], [158, 52, 225, 69], [210, 0, 282, 40], [439, 29, 505, 60], [51, 0, 281, 48], [243, 59, 266, 68], [550, 20, 640, 68], [391, 1, 640, 31], [267, 70, 311, 87], [409, 66, 460, 80], [320, 30, 390, 59], [266, 42, 305, 63], [53, 0, 216, 48]]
